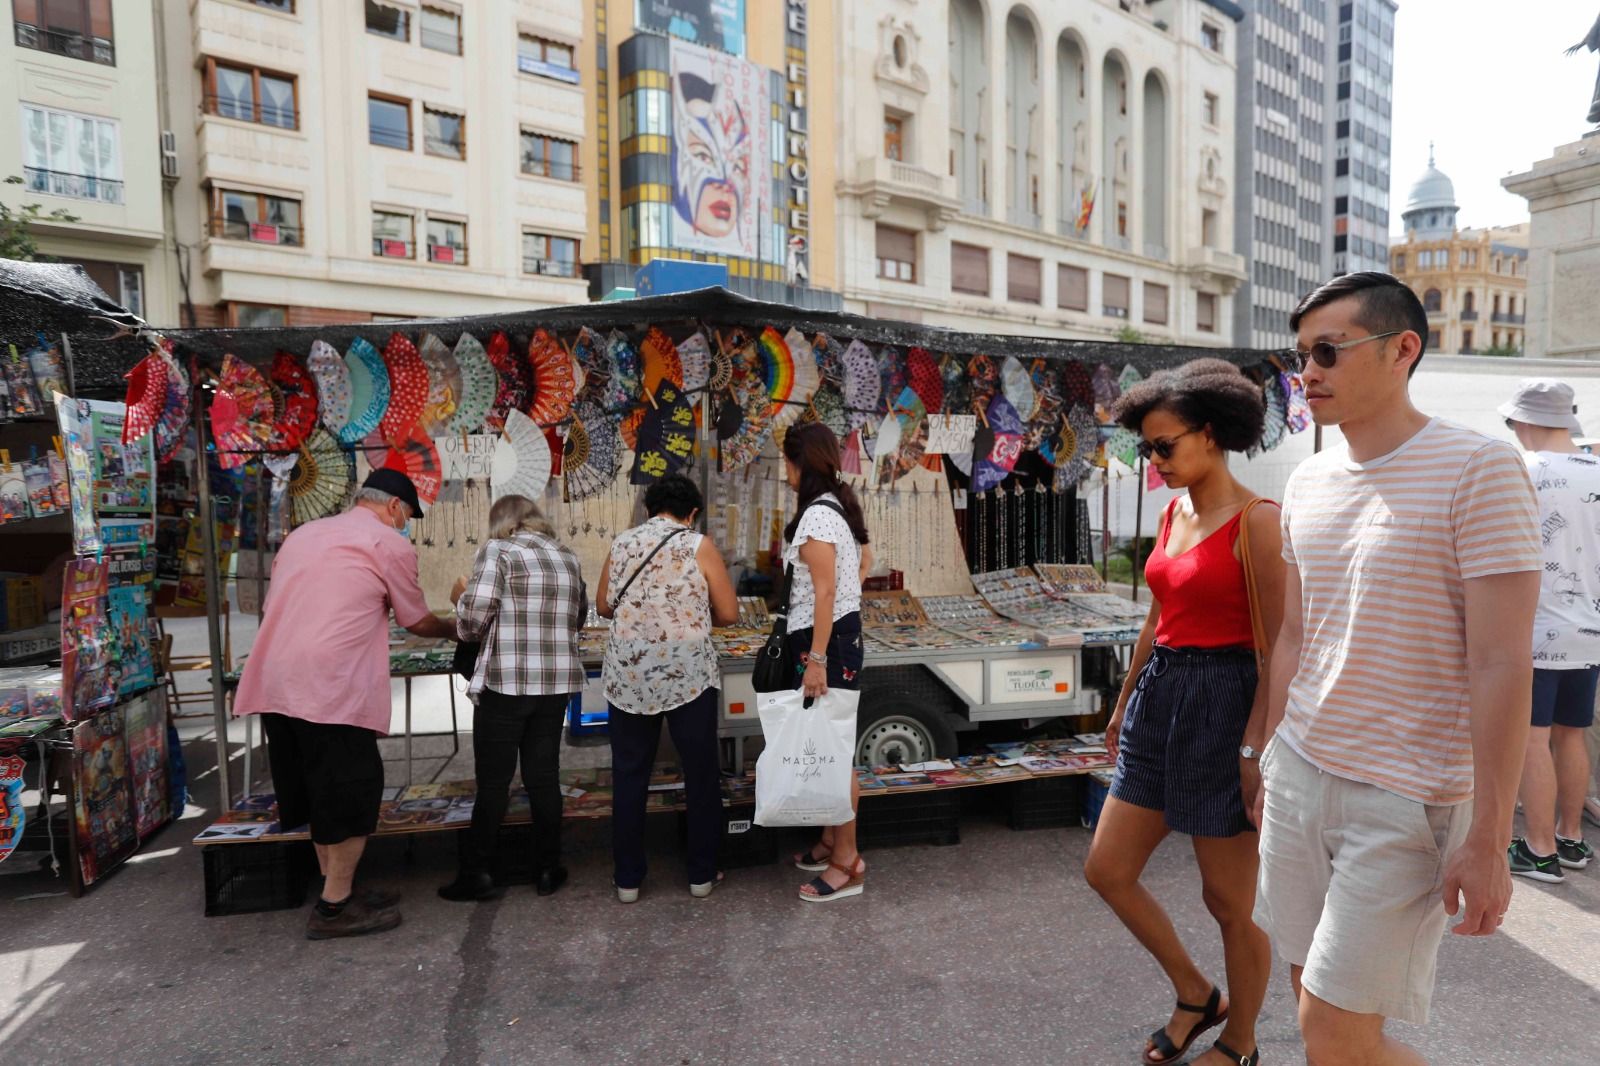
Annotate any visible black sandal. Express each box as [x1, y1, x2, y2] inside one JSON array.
[[1210, 1039, 1259, 1066], [1145, 985, 1227, 1065]]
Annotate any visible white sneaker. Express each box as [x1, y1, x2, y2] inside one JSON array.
[[615, 885, 640, 904], [1585, 794, 1600, 829], [689, 873, 723, 898]]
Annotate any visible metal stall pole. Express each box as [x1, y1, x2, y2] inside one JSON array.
[[1131, 459, 1145, 603], [193, 388, 233, 812], [1099, 475, 1111, 582]]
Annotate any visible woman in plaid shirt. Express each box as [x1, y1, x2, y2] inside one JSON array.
[[440, 495, 588, 902]]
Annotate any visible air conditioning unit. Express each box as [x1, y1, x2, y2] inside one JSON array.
[[160, 129, 179, 182]]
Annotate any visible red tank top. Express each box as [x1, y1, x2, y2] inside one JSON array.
[[1145, 497, 1267, 649]]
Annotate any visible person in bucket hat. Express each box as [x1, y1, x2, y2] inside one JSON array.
[[1501, 379, 1600, 883]]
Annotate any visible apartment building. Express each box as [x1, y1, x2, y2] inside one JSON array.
[[1331, 0, 1394, 275]]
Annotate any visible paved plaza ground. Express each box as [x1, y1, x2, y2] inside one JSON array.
[[2, 727, 1599, 1066]]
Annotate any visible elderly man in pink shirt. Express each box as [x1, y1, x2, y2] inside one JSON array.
[[235, 469, 455, 939]]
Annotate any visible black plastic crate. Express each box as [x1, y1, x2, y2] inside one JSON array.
[[680, 803, 776, 869], [857, 789, 961, 848], [202, 841, 316, 917], [1003, 775, 1086, 830]]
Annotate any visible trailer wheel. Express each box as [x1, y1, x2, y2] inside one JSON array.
[[855, 697, 957, 767]]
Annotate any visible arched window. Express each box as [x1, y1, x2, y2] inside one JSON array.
[[949, 0, 988, 214], [1462, 290, 1474, 312], [1141, 72, 1168, 257], [1004, 11, 1040, 227], [1423, 288, 1442, 312]]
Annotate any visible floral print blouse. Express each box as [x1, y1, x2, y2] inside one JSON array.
[[602, 515, 719, 715]]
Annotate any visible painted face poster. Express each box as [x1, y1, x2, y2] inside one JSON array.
[[124, 691, 170, 838], [638, 0, 745, 55], [71, 705, 138, 887], [669, 38, 770, 260], [61, 558, 116, 721], [55, 393, 100, 554]]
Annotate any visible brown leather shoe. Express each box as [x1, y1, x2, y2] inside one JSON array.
[[305, 898, 402, 940]]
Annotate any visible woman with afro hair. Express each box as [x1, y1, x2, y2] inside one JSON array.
[[1082, 358, 1283, 1066]]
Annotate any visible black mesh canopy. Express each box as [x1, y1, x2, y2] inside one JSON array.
[[0, 258, 150, 398]]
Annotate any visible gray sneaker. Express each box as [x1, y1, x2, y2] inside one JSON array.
[[1555, 836, 1594, 870], [1508, 838, 1564, 883], [305, 897, 402, 940]]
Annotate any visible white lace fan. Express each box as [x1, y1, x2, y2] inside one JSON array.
[[490, 409, 552, 503]]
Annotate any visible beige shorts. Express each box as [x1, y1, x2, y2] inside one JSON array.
[[1252, 736, 1470, 1025]]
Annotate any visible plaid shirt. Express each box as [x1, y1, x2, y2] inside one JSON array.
[[456, 531, 588, 700]]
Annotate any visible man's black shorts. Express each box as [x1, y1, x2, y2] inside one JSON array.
[[260, 713, 384, 845]]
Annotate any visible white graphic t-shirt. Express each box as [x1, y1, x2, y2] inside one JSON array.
[[1526, 450, 1600, 669]]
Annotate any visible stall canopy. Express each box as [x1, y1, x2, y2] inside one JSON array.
[[160, 287, 1278, 375], [0, 259, 149, 397]]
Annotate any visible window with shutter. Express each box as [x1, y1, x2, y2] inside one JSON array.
[[951, 243, 990, 296], [1143, 282, 1168, 325], [1007, 254, 1041, 304], [1197, 292, 1217, 333], [1058, 265, 1088, 311], [875, 225, 917, 283], [1103, 273, 1130, 318]]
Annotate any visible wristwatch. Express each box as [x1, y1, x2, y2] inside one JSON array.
[[1239, 744, 1262, 760]]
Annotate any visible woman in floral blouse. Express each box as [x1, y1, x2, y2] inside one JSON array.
[[598, 474, 738, 902]]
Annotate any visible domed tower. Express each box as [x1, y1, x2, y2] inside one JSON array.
[[1402, 144, 1458, 238]]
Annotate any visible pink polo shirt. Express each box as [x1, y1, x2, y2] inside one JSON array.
[[234, 507, 432, 734]]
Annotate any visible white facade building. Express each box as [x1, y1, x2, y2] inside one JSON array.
[[1, 0, 174, 322], [829, 0, 1245, 345], [161, 0, 589, 328]]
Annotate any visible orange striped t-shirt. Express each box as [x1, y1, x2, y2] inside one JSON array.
[[1279, 419, 1540, 805]]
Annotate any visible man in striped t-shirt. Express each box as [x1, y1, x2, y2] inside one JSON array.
[[1254, 273, 1540, 1065]]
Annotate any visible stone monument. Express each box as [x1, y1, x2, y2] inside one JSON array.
[[1501, 16, 1600, 360]]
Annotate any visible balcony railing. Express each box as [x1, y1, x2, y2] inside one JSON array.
[[14, 23, 115, 65], [373, 238, 414, 259], [204, 94, 299, 130], [521, 160, 581, 182], [23, 166, 123, 204], [1460, 309, 1478, 321], [209, 215, 303, 246], [523, 257, 580, 278], [428, 243, 467, 265], [1491, 312, 1525, 324]]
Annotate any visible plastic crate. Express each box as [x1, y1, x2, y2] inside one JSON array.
[[857, 789, 961, 848], [1004, 775, 1087, 831], [680, 803, 775, 869], [202, 841, 316, 917], [1082, 776, 1110, 830]]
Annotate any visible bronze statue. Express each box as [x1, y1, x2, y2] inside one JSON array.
[[1566, 11, 1600, 125]]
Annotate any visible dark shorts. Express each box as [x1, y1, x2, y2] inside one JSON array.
[[260, 713, 385, 845], [784, 611, 864, 692], [1531, 667, 1599, 729], [1110, 645, 1257, 838]]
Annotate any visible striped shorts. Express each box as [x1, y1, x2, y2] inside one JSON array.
[[1110, 645, 1258, 838]]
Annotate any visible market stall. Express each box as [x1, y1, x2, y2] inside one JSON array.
[[0, 261, 180, 895]]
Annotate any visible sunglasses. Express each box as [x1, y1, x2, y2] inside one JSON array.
[[1136, 430, 1195, 462], [1287, 330, 1404, 370]]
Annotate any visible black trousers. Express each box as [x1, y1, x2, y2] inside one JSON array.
[[608, 687, 721, 888], [464, 689, 570, 873]]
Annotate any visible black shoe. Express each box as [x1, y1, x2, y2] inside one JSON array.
[[1555, 835, 1594, 870], [536, 866, 569, 896], [1508, 837, 1564, 883], [437, 871, 503, 902]]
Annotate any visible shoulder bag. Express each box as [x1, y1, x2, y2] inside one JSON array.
[[751, 499, 849, 693], [1235, 497, 1280, 673], [608, 525, 690, 612]]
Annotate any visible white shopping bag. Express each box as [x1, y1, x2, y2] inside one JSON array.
[[753, 687, 860, 827]]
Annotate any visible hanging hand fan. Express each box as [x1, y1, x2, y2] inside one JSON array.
[[572, 327, 610, 405], [563, 401, 622, 500], [212, 353, 275, 469], [813, 332, 844, 389], [754, 326, 797, 413], [629, 382, 697, 486], [526, 329, 576, 427], [937, 353, 970, 419], [1053, 404, 1099, 492], [1091, 363, 1122, 422], [153, 343, 190, 464], [876, 344, 907, 412], [841, 339, 880, 431], [718, 377, 776, 473], [1001, 356, 1038, 422], [603, 330, 646, 446], [1283, 371, 1312, 434], [968, 355, 1000, 418], [812, 386, 849, 438], [491, 409, 552, 502], [121, 349, 168, 444], [879, 386, 928, 486], [770, 328, 819, 433], [640, 326, 686, 396], [972, 393, 1025, 493], [1118, 363, 1144, 393], [905, 347, 943, 415], [382, 426, 442, 507], [1107, 426, 1141, 469], [379, 333, 428, 446], [339, 337, 389, 445], [266, 350, 319, 456], [1060, 360, 1094, 408], [677, 331, 712, 394], [486, 331, 532, 433], [417, 333, 461, 437], [1025, 358, 1065, 455], [289, 429, 354, 525], [840, 428, 863, 475], [447, 332, 496, 435], [1258, 372, 1288, 453], [308, 340, 351, 438]]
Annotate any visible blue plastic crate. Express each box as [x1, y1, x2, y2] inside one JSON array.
[[566, 670, 609, 738]]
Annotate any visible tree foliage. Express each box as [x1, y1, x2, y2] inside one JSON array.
[[0, 175, 80, 261]]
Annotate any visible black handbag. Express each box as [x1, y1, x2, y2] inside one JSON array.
[[452, 637, 480, 681], [750, 499, 849, 694]]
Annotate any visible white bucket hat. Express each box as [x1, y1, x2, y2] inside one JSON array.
[[1499, 378, 1582, 434]]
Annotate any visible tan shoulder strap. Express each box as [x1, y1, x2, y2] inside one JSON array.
[[1236, 498, 1278, 671]]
